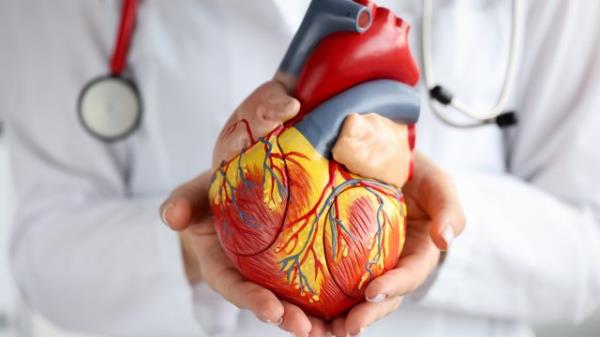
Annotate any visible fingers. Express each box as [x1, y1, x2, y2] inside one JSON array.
[[330, 297, 404, 337], [344, 296, 403, 336], [307, 316, 329, 337], [279, 301, 312, 337], [212, 267, 285, 323], [273, 70, 296, 92], [331, 317, 347, 337], [340, 113, 369, 139], [270, 302, 329, 337], [196, 240, 320, 337], [426, 174, 465, 250], [160, 197, 193, 231], [262, 95, 300, 123], [194, 241, 284, 323], [276, 302, 328, 337], [332, 113, 412, 188], [245, 80, 300, 137], [408, 152, 466, 250], [364, 244, 440, 300], [430, 204, 465, 251], [160, 171, 212, 231]]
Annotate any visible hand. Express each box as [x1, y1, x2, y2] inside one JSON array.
[[332, 113, 412, 188], [212, 80, 300, 169], [160, 172, 329, 337], [329, 152, 466, 337]]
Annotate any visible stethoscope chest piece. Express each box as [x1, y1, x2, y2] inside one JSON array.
[[78, 75, 142, 142]]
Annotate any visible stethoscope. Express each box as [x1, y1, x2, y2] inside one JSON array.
[[422, 0, 523, 128], [78, 0, 142, 142], [78, 0, 522, 143]]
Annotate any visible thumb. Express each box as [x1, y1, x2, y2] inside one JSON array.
[[160, 171, 213, 231], [429, 204, 465, 251], [423, 171, 465, 250], [409, 153, 466, 251]]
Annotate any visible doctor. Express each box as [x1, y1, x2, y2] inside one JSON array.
[[1, 0, 600, 337]]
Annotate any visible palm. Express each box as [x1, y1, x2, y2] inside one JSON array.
[[169, 172, 330, 336], [186, 218, 234, 281], [164, 152, 463, 337], [330, 153, 464, 337], [402, 178, 441, 259]]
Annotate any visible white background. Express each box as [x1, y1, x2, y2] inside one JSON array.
[[0, 136, 598, 337]]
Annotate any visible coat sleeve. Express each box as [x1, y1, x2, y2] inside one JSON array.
[[4, 63, 205, 337], [414, 1, 600, 324], [7, 176, 202, 336], [0, 1, 206, 335]]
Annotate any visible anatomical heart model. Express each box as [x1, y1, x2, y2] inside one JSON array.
[[209, 0, 420, 319]]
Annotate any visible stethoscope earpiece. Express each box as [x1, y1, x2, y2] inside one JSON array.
[[429, 85, 518, 129], [494, 111, 518, 128], [429, 85, 454, 106]]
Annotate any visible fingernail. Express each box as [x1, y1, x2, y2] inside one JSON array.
[[291, 333, 308, 337], [366, 293, 386, 303], [161, 202, 174, 226], [283, 96, 295, 106], [350, 327, 364, 337], [442, 225, 455, 249], [265, 317, 283, 326], [277, 97, 298, 116], [256, 313, 283, 326], [268, 94, 294, 106]]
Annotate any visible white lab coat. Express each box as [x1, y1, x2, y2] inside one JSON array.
[[1, 0, 600, 336]]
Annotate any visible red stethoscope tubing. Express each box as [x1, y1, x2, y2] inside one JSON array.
[[110, 0, 139, 76]]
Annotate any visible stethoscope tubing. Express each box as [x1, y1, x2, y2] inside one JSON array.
[[421, 0, 524, 128], [111, 0, 138, 76], [81, 0, 522, 144]]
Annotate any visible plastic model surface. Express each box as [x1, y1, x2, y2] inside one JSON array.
[[209, 0, 420, 318]]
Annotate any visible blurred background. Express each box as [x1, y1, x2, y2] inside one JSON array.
[[0, 125, 598, 337]]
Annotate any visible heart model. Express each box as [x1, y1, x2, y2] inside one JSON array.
[[209, 0, 420, 319]]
